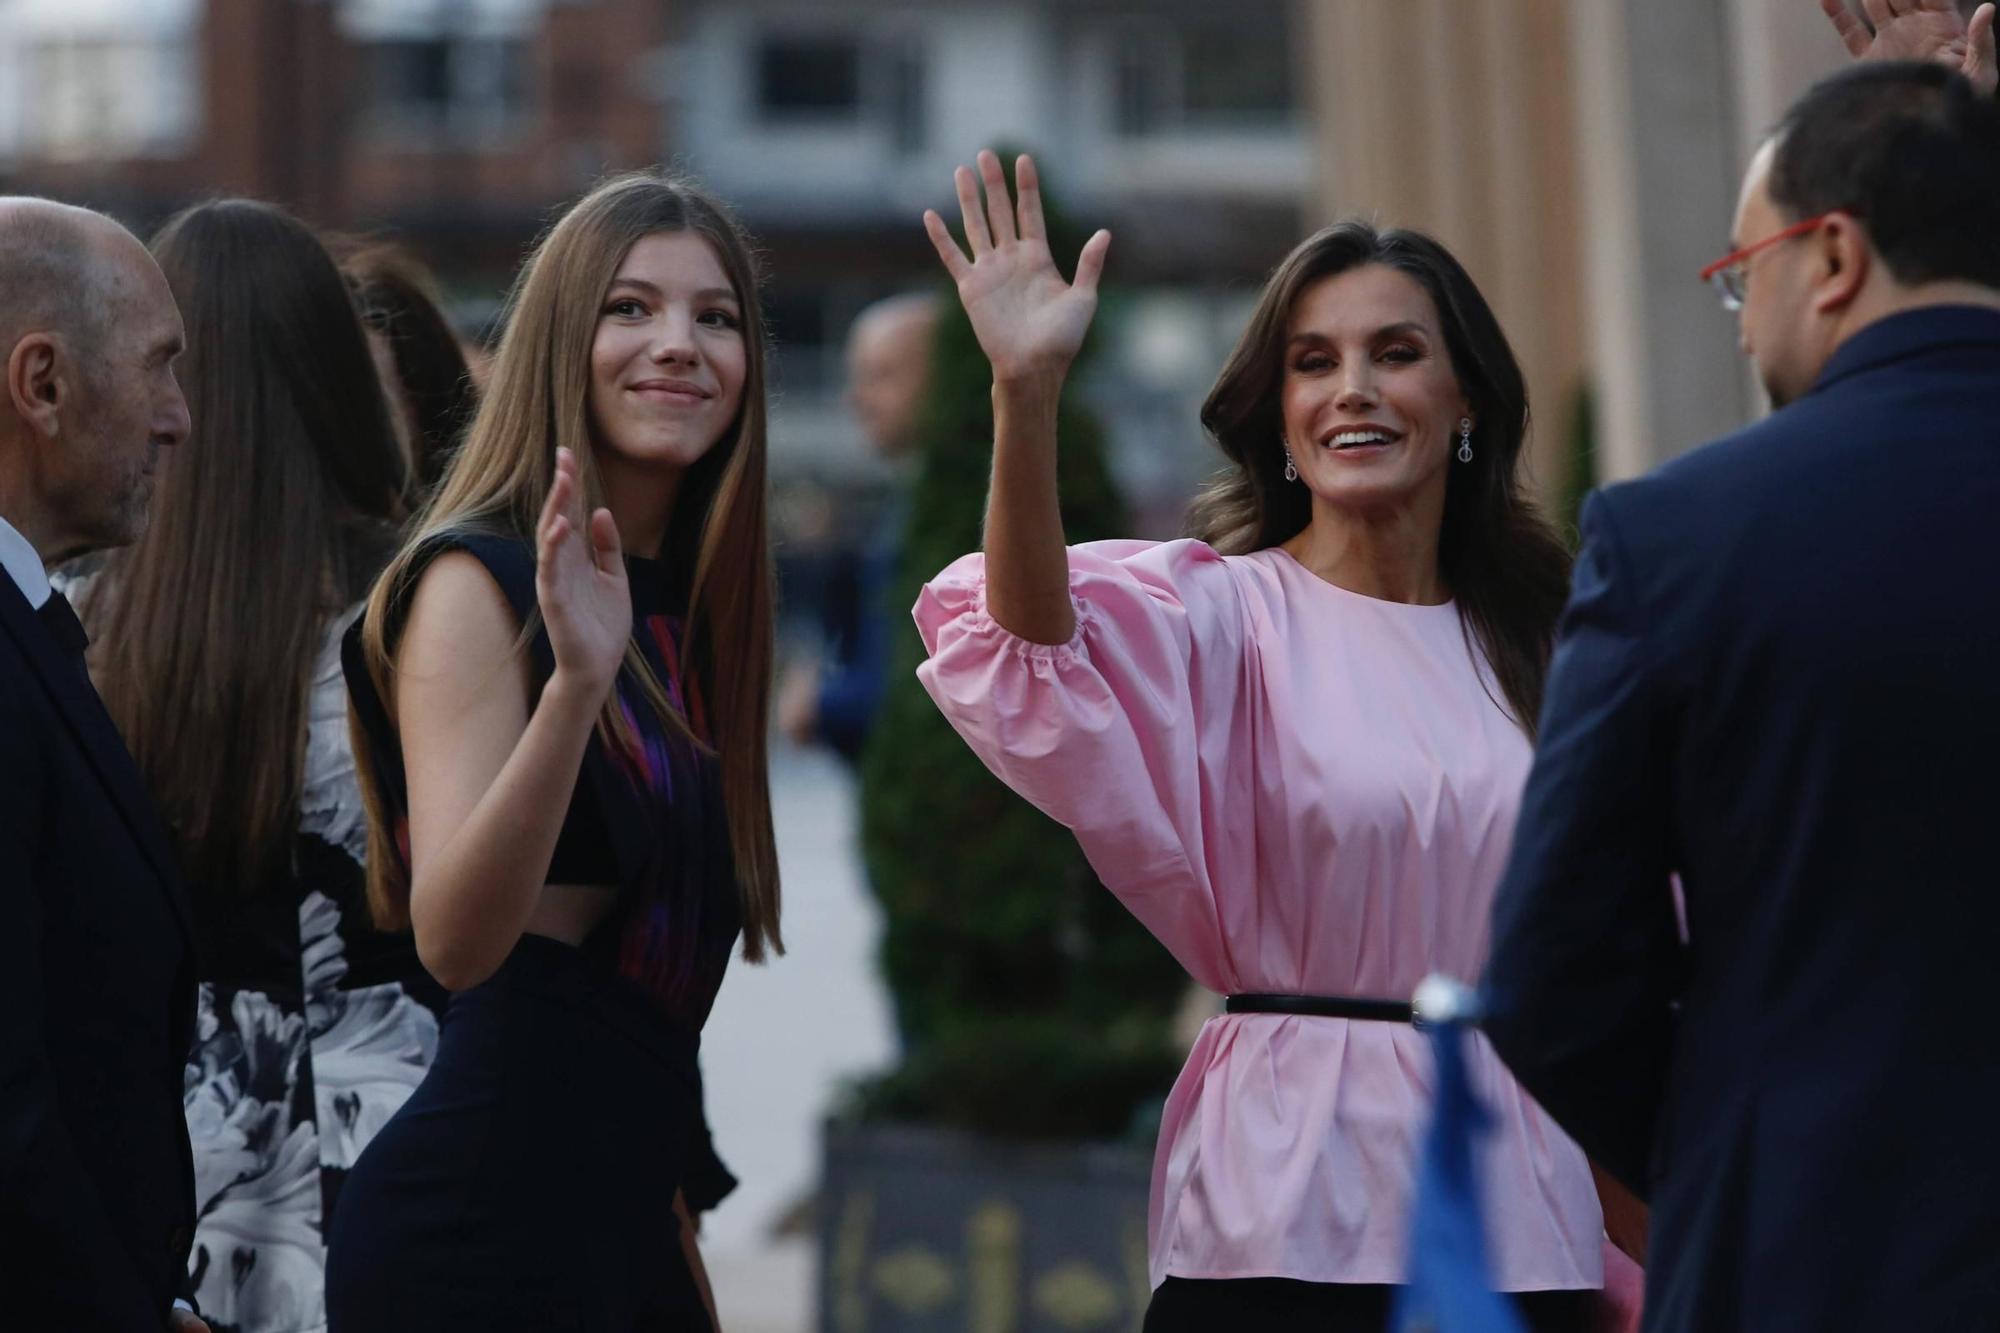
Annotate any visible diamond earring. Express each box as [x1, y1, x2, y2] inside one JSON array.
[[1282, 438, 1299, 482], [1457, 417, 1474, 464]]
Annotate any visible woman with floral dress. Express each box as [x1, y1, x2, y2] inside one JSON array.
[[75, 198, 441, 1333]]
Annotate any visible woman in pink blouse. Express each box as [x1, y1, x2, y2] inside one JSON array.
[[914, 151, 1605, 1330]]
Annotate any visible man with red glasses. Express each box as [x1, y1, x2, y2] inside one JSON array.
[[1482, 59, 2000, 1333]]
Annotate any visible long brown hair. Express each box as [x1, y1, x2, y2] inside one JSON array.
[[339, 239, 479, 491], [1190, 221, 1572, 734], [84, 198, 408, 890], [351, 171, 783, 962]]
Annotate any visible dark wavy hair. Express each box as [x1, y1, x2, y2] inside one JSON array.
[[1189, 221, 1572, 735]]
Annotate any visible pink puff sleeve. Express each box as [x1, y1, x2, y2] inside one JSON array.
[[913, 538, 1254, 987]]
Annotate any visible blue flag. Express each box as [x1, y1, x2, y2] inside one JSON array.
[[1392, 982, 1525, 1333]]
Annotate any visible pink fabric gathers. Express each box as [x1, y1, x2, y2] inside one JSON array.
[[914, 538, 1603, 1292]]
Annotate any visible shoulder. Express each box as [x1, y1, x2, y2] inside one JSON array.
[[399, 548, 526, 673], [1603, 392, 1847, 531], [413, 531, 537, 611], [1069, 537, 1251, 599], [372, 528, 537, 658]]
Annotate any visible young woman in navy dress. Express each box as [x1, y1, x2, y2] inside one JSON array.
[[326, 172, 782, 1331]]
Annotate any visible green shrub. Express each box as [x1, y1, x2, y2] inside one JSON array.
[[853, 162, 1187, 1143]]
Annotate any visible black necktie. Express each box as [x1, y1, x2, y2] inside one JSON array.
[[37, 588, 89, 660]]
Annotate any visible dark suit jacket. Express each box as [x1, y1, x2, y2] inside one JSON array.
[[0, 572, 197, 1327], [1485, 306, 2000, 1333]]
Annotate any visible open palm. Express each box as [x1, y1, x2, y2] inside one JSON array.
[[924, 151, 1111, 383], [1822, 0, 1997, 96], [535, 446, 629, 694]]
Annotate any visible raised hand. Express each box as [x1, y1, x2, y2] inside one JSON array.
[[923, 151, 1112, 384], [534, 446, 630, 696], [1822, 0, 1996, 96]]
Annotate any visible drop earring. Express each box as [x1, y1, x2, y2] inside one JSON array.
[[1282, 439, 1299, 482], [1457, 417, 1474, 464]]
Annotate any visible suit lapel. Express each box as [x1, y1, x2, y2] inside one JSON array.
[[0, 577, 194, 948]]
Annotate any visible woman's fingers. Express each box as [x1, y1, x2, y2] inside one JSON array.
[[1072, 229, 1113, 297], [923, 209, 972, 282], [589, 507, 623, 576], [539, 455, 572, 546], [1968, 4, 1996, 90], [978, 150, 1017, 247], [1821, 0, 1872, 54], [1014, 154, 1048, 244], [1861, 0, 1894, 29], [954, 165, 992, 256]]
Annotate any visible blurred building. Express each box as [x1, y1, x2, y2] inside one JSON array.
[[0, 0, 1892, 498], [665, 0, 1315, 527], [0, 0, 667, 283], [1307, 0, 1872, 489], [0, 0, 1315, 532]]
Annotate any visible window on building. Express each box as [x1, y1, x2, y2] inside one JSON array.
[[1110, 5, 1294, 135], [880, 35, 926, 155], [764, 282, 837, 393], [362, 35, 530, 141], [23, 37, 199, 161], [757, 35, 863, 121]]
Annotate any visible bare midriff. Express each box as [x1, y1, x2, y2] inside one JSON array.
[[523, 883, 619, 946]]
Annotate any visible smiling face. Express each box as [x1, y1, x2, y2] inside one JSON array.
[[587, 229, 748, 477], [1278, 263, 1469, 516]]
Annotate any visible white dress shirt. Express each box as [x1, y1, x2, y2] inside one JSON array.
[[0, 512, 52, 610]]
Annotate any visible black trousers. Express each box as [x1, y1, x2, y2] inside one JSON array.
[[325, 935, 713, 1331], [1143, 1277, 1595, 1333]]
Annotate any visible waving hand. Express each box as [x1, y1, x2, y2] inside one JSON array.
[[923, 151, 1112, 385], [1822, 0, 1996, 96], [535, 446, 630, 697]]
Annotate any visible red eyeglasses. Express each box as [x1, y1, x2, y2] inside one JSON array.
[[1698, 211, 1848, 311]]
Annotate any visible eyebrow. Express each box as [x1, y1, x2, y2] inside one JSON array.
[[605, 276, 739, 304], [1287, 320, 1432, 347]]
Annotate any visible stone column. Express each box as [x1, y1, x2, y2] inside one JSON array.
[[1302, 0, 1587, 501]]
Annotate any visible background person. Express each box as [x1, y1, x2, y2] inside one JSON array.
[[76, 197, 437, 1333], [778, 291, 939, 759]]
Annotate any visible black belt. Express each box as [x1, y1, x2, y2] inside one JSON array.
[[1225, 992, 1416, 1023]]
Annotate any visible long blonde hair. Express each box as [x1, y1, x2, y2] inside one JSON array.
[[351, 171, 782, 961]]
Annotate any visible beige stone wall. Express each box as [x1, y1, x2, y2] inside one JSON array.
[[1302, 0, 1585, 502], [1300, 0, 1854, 486]]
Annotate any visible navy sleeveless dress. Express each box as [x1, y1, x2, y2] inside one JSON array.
[[325, 534, 740, 1331]]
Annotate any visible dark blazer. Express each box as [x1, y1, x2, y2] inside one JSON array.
[[1485, 305, 2000, 1333], [0, 572, 197, 1327]]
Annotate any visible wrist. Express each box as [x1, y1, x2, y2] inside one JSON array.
[[991, 371, 1064, 415], [542, 665, 614, 719]]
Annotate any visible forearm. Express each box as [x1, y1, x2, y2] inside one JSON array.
[[982, 373, 1074, 644], [409, 669, 605, 990]]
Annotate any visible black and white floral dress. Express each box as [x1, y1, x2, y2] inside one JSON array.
[[179, 604, 448, 1333]]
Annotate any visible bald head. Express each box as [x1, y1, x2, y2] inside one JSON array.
[[846, 292, 941, 458], [0, 197, 148, 361], [0, 197, 188, 563]]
